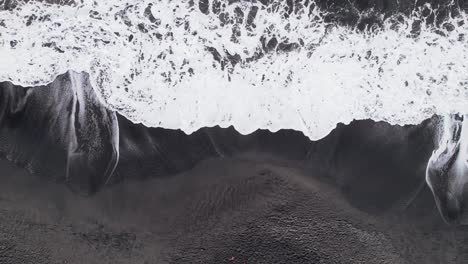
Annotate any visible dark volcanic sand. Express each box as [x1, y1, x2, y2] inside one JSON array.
[[1, 156, 468, 264]]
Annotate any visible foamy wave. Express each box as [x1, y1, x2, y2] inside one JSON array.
[[0, 0, 466, 139]]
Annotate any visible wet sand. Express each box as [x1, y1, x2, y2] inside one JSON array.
[[1, 156, 468, 264]]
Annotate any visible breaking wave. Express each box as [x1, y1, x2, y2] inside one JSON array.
[[0, 0, 467, 139]]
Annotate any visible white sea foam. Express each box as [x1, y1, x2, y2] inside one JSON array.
[[0, 0, 466, 139]]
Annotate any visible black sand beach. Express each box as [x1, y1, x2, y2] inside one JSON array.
[[1, 0, 467, 261], [1, 154, 468, 264]]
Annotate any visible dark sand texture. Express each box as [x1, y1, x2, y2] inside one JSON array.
[[1, 155, 468, 264]]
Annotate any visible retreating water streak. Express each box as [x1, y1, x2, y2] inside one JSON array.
[[426, 114, 468, 224], [0, 0, 466, 139]]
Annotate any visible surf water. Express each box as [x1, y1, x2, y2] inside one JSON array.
[[0, 0, 466, 140]]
